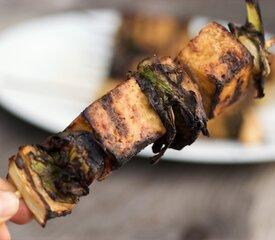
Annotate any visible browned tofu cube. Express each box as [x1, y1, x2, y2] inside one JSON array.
[[67, 78, 166, 163], [176, 22, 253, 118]]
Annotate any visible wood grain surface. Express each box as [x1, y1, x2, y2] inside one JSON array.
[[0, 1, 275, 239]]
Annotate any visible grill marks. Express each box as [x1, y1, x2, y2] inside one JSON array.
[[82, 78, 165, 165], [100, 91, 129, 138], [220, 50, 244, 83], [206, 48, 252, 118], [176, 22, 254, 118], [85, 88, 133, 163]]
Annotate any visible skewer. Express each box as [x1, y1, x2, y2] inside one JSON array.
[[6, 0, 274, 227]]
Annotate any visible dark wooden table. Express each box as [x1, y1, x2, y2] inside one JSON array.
[[1, 1, 275, 239]]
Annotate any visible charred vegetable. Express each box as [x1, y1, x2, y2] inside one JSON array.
[[7, 0, 274, 227], [135, 56, 208, 163], [229, 0, 275, 97]]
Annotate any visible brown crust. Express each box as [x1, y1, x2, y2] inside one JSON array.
[[207, 74, 224, 118], [83, 78, 165, 165], [100, 93, 129, 138], [176, 22, 253, 118]]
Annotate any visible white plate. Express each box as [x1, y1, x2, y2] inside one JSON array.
[[0, 13, 274, 163], [0, 9, 122, 132]]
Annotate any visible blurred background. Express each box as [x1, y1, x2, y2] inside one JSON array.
[[0, 0, 275, 239]]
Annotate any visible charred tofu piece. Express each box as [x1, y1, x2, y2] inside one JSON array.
[[176, 22, 253, 118], [69, 78, 166, 166]]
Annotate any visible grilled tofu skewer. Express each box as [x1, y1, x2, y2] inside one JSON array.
[[7, 0, 274, 227]]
